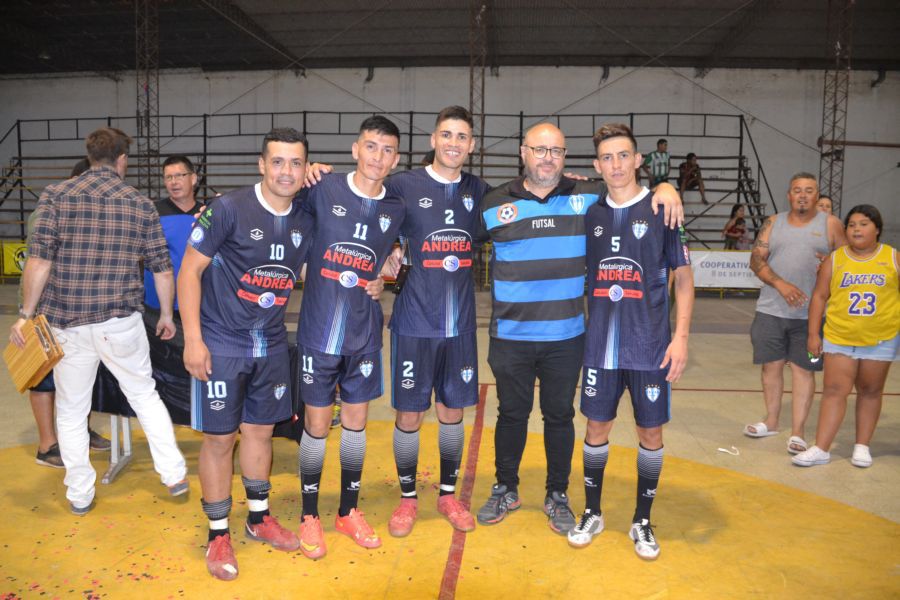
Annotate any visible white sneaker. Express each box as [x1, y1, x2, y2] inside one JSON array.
[[629, 519, 660, 560], [792, 445, 831, 467], [567, 510, 604, 548], [851, 444, 872, 468]]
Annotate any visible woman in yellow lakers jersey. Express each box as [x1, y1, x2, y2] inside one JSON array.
[[793, 205, 899, 469]]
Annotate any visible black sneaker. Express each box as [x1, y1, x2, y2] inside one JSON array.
[[88, 429, 111, 451], [70, 500, 95, 516], [36, 443, 64, 468], [543, 491, 576, 534], [476, 483, 521, 525]]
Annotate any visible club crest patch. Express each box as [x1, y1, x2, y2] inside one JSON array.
[[359, 360, 374, 378], [593, 225, 604, 237], [291, 229, 303, 248], [332, 205, 347, 217], [419, 197, 433, 209], [584, 386, 597, 397], [645, 385, 661, 403], [462, 194, 474, 212], [569, 194, 585, 214], [273, 383, 287, 400], [460, 366, 474, 384], [401, 378, 415, 390], [497, 203, 518, 224], [631, 221, 647, 239], [378, 214, 391, 233], [632, 220, 648, 239]]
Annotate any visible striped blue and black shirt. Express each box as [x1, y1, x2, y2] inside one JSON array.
[[481, 176, 606, 341]]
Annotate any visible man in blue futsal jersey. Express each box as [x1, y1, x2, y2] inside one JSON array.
[[566, 123, 694, 561], [381, 106, 489, 537], [475, 122, 684, 537], [178, 128, 315, 581], [295, 116, 406, 559]]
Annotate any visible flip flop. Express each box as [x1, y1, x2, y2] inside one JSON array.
[[743, 422, 778, 438], [787, 436, 808, 455]]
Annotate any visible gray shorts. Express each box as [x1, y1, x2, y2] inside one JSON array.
[[750, 311, 822, 372]]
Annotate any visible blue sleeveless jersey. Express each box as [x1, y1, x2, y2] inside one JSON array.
[[188, 184, 314, 358], [583, 190, 691, 370], [387, 166, 489, 338], [297, 172, 406, 355], [144, 197, 204, 311]]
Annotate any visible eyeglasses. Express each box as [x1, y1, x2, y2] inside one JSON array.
[[523, 145, 566, 159], [163, 172, 192, 182]]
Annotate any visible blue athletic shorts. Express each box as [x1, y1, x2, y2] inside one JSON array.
[[190, 352, 293, 434], [580, 365, 671, 428], [297, 345, 383, 407], [29, 370, 55, 393], [390, 331, 478, 412]]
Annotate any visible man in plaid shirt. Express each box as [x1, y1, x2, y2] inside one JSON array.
[[11, 127, 188, 515]]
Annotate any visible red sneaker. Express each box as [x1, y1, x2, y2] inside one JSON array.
[[388, 498, 418, 537], [437, 495, 476, 532], [245, 515, 301, 551], [298, 514, 327, 560], [335, 508, 382, 549], [206, 534, 238, 581]]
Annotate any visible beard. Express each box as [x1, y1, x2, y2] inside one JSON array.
[[526, 164, 562, 189]]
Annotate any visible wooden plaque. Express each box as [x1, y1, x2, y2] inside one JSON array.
[[3, 315, 64, 393]]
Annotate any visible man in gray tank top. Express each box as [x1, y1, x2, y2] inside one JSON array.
[[744, 172, 845, 455]]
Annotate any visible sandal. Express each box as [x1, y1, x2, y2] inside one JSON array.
[[787, 436, 808, 455], [743, 422, 778, 438]]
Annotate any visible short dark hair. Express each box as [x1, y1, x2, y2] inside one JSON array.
[[163, 155, 194, 173], [657, 138, 667, 146], [359, 115, 401, 142], [435, 106, 474, 129], [261, 128, 309, 157], [70, 158, 90, 178], [86, 127, 131, 165], [844, 204, 883, 240], [592, 123, 637, 152], [686, 152, 697, 161]]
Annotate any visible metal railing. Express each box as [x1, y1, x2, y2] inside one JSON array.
[[0, 110, 774, 247]]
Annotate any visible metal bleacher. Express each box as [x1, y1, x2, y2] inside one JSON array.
[[0, 110, 776, 248]]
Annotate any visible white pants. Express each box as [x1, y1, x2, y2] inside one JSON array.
[[52, 312, 187, 508]]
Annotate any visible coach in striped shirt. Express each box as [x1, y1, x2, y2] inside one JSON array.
[[475, 123, 682, 534]]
